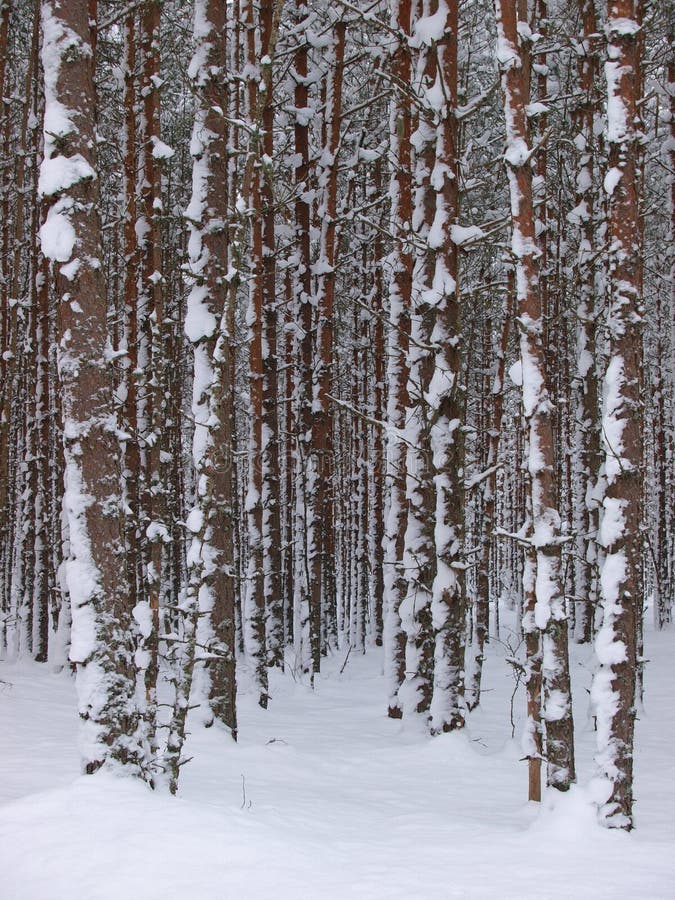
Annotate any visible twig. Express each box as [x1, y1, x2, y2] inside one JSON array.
[[339, 644, 352, 674]]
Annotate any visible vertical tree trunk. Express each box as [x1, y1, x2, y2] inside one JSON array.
[[371, 159, 386, 647], [283, 272, 295, 647], [10, 4, 41, 658], [652, 53, 674, 629], [137, 0, 167, 740], [495, 0, 575, 792], [259, 0, 284, 669], [121, 10, 143, 639], [523, 543, 542, 801], [467, 289, 512, 710], [244, 0, 270, 707], [0, 2, 18, 644], [39, 0, 141, 774], [571, 0, 602, 644], [427, 0, 466, 735], [591, 0, 643, 830], [26, 4, 45, 659], [292, 0, 320, 678], [166, 0, 239, 791], [384, 0, 413, 717], [313, 17, 346, 656], [400, 0, 437, 719]]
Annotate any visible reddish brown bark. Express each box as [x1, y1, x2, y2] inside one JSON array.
[[41, 0, 140, 772], [594, 0, 644, 830], [495, 0, 575, 792]]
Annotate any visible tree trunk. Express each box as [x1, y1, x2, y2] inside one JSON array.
[[39, 0, 141, 775], [244, 0, 270, 708], [166, 0, 239, 791], [495, 0, 575, 792], [384, 0, 413, 718], [591, 0, 643, 830], [427, 0, 466, 735]]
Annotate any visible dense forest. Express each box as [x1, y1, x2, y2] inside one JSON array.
[[0, 0, 672, 848]]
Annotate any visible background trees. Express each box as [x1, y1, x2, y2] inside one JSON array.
[[0, 0, 671, 831]]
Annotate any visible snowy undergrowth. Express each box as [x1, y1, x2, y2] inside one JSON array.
[[1, 621, 673, 899]]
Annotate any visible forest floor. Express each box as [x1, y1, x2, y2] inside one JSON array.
[[1, 615, 674, 899]]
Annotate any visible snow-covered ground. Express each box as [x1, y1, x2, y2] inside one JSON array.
[[1, 622, 674, 899]]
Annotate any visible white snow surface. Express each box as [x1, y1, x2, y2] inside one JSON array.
[[1, 624, 674, 899]]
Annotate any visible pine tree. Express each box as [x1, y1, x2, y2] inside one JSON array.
[[166, 0, 238, 791], [591, 0, 644, 831], [39, 0, 142, 774], [494, 0, 575, 793]]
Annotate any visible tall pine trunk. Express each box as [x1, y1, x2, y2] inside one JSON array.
[[39, 0, 141, 775], [495, 0, 575, 793], [591, 0, 643, 830]]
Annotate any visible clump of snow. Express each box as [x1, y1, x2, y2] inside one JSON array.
[[151, 136, 176, 160], [39, 154, 96, 198], [40, 201, 77, 262], [603, 166, 622, 195]]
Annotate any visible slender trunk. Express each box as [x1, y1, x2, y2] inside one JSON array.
[[260, 0, 284, 668], [400, 0, 437, 718], [384, 0, 413, 717], [122, 12, 143, 643], [571, 0, 602, 644], [495, 0, 575, 791], [138, 0, 166, 740], [591, 0, 643, 831], [427, 0, 466, 735], [371, 160, 386, 647], [244, 0, 269, 707], [313, 19, 346, 656], [292, 0, 320, 678], [467, 287, 512, 709], [166, 0, 238, 792]]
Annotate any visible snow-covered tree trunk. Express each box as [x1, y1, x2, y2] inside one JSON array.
[[383, 0, 413, 718], [259, 0, 284, 669], [8, 7, 42, 660], [652, 54, 674, 629], [399, 0, 437, 718], [313, 15, 346, 656], [591, 0, 644, 830], [495, 0, 575, 792], [39, 0, 142, 774], [137, 0, 170, 742], [467, 293, 512, 710], [165, 0, 238, 791], [350, 296, 369, 652], [27, 12, 47, 661], [120, 11, 143, 648], [244, 0, 270, 708], [425, 0, 466, 735], [291, 0, 320, 678], [371, 159, 386, 647], [282, 275, 296, 647], [571, 0, 602, 644], [0, 0, 18, 649], [34, 250, 52, 663], [523, 540, 543, 801]]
